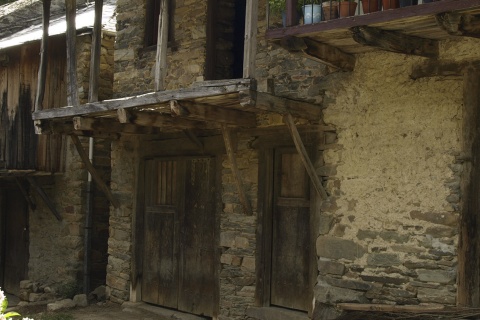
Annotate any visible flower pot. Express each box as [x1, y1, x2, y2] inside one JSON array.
[[361, 0, 380, 13], [302, 4, 322, 24], [322, 1, 339, 20], [339, 1, 357, 17], [399, 0, 417, 6], [281, 11, 301, 27], [382, 0, 399, 9]]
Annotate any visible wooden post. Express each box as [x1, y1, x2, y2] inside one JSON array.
[[89, 0, 103, 103], [457, 67, 480, 307], [66, 0, 79, 106], [35, 0, 51, 112], [70, 134, 120, 208], [243, 0, 258, 78], [26, 176, 62, 221], [15, 178, 36, 211], [285, 0, 298, 27], [283, 113, 328, 199], [155, 0, 169, 91], [221, 124, 253, 215]]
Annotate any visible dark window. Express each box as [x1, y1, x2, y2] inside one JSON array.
[[145, 0, 175, 47]]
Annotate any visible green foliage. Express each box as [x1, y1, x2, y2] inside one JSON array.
[[269, 0, 320, 14], [57, 282, 81, 299], [39, 314, 74, 320]]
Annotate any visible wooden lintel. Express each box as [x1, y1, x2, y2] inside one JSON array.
[[221, 125, 253, 216], [283, 113, 327, 199], [118, 109, 212, 130], [26, 176, 62, 221], [436, 13, 480, 38], [15, 177, 37, 211], [73, 116, 164, 135], [351, 26, 438, 58], [241, 91, 322, 119], [170, 100, 257, 127], [410, 60, 480, 80], [70, 134, 120, 208], [280, 36, 355, 71]]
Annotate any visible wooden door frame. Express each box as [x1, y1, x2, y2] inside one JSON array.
[[131, 136, 223, 317], [255, 133, 320, 315]]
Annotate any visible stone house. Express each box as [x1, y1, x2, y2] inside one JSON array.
[[32, 0, 480, 319], [0, 0, 115, 298]]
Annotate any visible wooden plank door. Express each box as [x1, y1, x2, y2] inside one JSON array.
[[142, 157, 216, 317], [1, 188, 29, 295], [270, 150, 313, 312]]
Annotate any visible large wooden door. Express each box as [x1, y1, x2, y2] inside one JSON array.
[[0, 188, 29, 295], [270, 150, 313, 312], [142, 157, 216, 316]]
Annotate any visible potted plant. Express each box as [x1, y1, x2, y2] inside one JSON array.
[[322, 0, 339, 20], [361, 0, 380, 13], [269, 0, 301, 26], [339, 0, 357, 17], [302, 0, 322, 24]]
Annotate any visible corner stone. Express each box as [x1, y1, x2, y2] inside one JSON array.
[[316, 236, 367, 260]]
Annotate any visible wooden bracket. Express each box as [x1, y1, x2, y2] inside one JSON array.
[[15, 178, 36, 211], [73, 116, 162, 135], [280, 36, 355, 71], [221, 124, 253, 215], [351, 26, 438, 58], [283, 113, 327, 200], [436, 13, 480, 38], [26, 176, 62, 221], [70, 134, 120, 208]]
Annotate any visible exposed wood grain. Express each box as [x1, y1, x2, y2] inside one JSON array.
[[26, 176, 62, 221], [88, 0, 103, 103], [243, 0, 258, 78], [221, 124, 253, 215], [118, 110, 212, 130], [35, 0, 51, 112], [70, 134, 120, 208], [73, 116, 163, 135], [66, 0, 79, 106], [155, 0, 169, 91], [351, 26, 438, 58], [283, 114, 327, 199]]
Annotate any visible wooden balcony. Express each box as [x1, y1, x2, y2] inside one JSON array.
[[266, 0, 480, 70]]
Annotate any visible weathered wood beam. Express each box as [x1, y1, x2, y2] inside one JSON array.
[[89, 0, 103, 103], [221, 124, 253, 216], [241, 91, 322, 119], [155, 0, 169, 91], [351, 26, 438, 58], [35, 0, 51, 112], [243, 0, 258, 78], [285, 0, 298, 27], [70, 134, 120, 208], [410, 60, 480, 80], [118, 109, 212, 130], [283, 113, 327, 199], [32, 79, 252, 120], [15, 177, 36, 211], [436, 13, 480, 39], [280, 36, 355, 71], [170, 100, 257, 127], [26, 176, 62, 221], [34, 119, 75, 135], [73, 116, 163, 135], [66, 0, 79, 106]]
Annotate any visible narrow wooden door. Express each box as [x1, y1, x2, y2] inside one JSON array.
[[270, 150, 313, 312], [1, 188, 29, 295], [142, 157, 216, 317]]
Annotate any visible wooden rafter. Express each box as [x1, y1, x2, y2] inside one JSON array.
[[118, 109, 214, 130], [283, 113, 327, 200], [70, 134, 120, 208], [221, 124, 253, 216], [351, 26, 438, 58], [66, 0, 79, 106], [35, 0, 51, 112], [280, 36, 355, 71], [73, 116, 163, 135], [26, 176, 62, 221]]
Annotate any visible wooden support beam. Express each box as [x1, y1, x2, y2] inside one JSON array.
[[283, 113, 327, 199], [155, 0, 169, 91], [351, 26, 438, 58], [436, 13, 480, 38], [15, 178, 36, 211], [280, 36, 355, 71], [35, 0, 51, 112], [221, 124, 253, 215], [170, 100, 257, 127], [118, 109, 211, 130], [26, 176, 62, 221], [73, 116, 163, 135], [243, 0, 258, 78], [66, 0, 79, 106], [241, 91, 322, 119], [70, 134, 120, 208], [34, 119, 75, 135], [285, 0, 298, 27], [89, 0, 103, 103]]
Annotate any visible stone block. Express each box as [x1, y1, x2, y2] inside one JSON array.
[[318, 259, 345, 275], [73, 294, 88, 307], [360, 274, 408, 285], [314, 284, 369, 304], [47, 299, 76, 312], [242, 256, 255, 272], [316, 236, 366, 260], [410, 211, 458, 226], [318, 275, 373, 291], [367, 253, 401, 267], [417, 287, 456, 304], [417, 269, 456, 284]]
